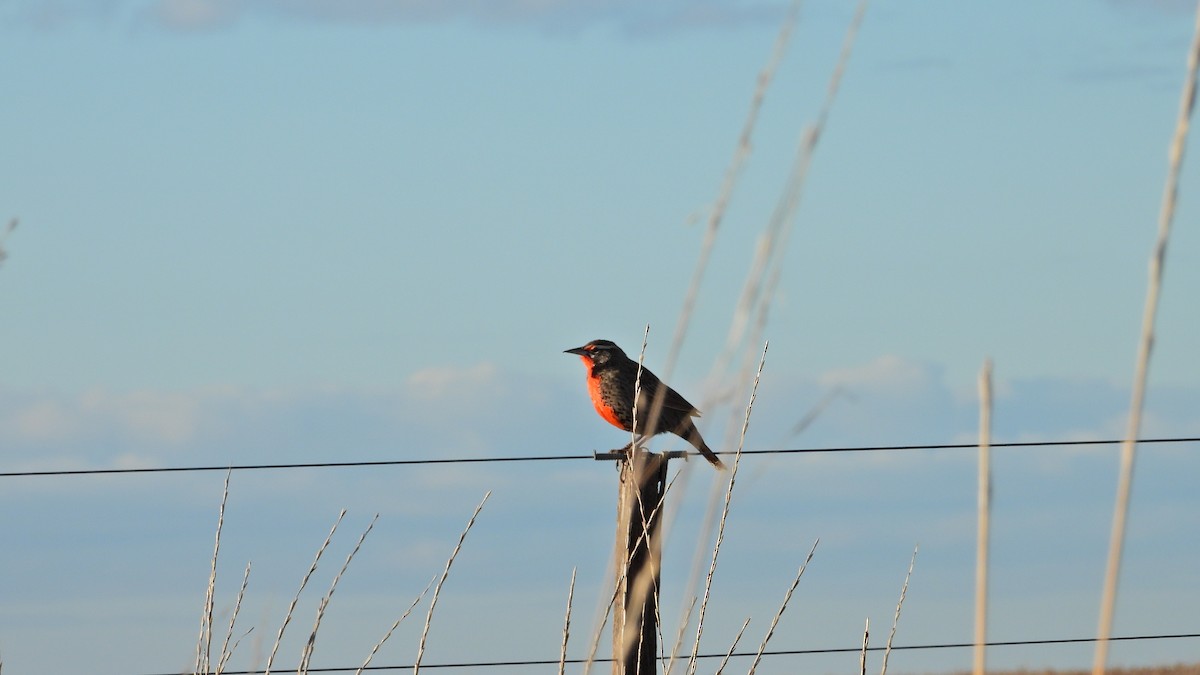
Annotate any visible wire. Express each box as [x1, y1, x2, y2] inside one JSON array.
[[3, 437, 1197, 479], [140, 631, 1200, 674], [742, 435, 1200, 455], [0, 452, 594, 478]]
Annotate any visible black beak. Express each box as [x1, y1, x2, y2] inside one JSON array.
[[564, 346, 589, 356]]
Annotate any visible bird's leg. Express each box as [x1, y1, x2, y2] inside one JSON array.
[[611, 435, 649, 458]]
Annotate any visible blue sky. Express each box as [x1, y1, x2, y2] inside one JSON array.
[[2, 1, 1199, 674]]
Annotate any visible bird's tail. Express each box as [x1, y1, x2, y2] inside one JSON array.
[[696, 441, 726, 470], [679, 418, 726, 470]]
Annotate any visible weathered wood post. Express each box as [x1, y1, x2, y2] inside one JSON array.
[[602, 446, 674, 675]]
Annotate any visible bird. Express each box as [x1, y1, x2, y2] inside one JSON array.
[[565, 339, 725, 469]]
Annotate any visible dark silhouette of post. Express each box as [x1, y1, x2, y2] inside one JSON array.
[[610, 447, 670, 675]]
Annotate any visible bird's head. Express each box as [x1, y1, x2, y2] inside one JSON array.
[[564, 339, 626, 367]]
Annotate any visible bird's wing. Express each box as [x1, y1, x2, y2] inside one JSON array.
[[638, 372, 701, 417], [665, 387, 702, 418]]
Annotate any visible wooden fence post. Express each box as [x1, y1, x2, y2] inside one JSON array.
[[612, 448, 669, 675]]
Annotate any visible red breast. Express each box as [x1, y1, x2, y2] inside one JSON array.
[[583, 359, 626, 430]]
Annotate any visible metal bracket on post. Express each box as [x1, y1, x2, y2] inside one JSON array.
[[593, 449, 689, 462]]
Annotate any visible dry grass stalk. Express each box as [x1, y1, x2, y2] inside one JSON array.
[[1093, 4, 1200, 674], [662, 0, 801, 382], [263, 509, 346, 675], [413, 491, 491, 675], [683, 8, 872, 607], [622, 327, 669, 674], [196, 469, 231, 675], [653, 584, 666, 670], [950, 665, 1200, 675], [880, 546, 918, 675], [686, 342, 768, 675], [713, 617, 751, 675], [632, 324, 650, 451], [860, 618, 870, 675], [738, 0, 872, 390], [0, 217, 17, 268], [218, 627, 254, 675], [355, 576, 435, 675], [559, 568, 577, 675], [626, 323, 669, 628], [746, 539, 819, 675], [792, 386, 848, 437], [298, 514, 379, 674], [975, 359, 993, 675], [677, 0, 863, 638], [710, 0, 871, 395], [663, 596, 696, 675], [216, 561, 252, 674], [588, 560, 644, 675], [584, 585, 616, 675]]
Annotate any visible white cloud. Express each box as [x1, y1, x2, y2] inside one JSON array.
[[113, 452, 161, 469], [148, 0, 240, 30], [1, 388, 206, 445], [2, 358, 1195, 480], [1105, 0, 1196, 15], [3, 0, 784, 35], [754, 354, 1200, 457], [1, 0, 123, 30], [6, 399, 79, 441], [818, 354, 939, 394], [0, 362, 577, 474], [405, 362, 499, 400], [82, 388, 203, 443]]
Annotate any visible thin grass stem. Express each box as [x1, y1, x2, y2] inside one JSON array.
[[633, 324, 650, 453], [0, 217, 17, 268], [880, 546, 918, 675], [663, 0, 801, 382], [216, 561, 252, 675], [713, 617, 751, 675], [413, 491, 490, 675], [747, 539, 819, 675], [584, 582, 616, 675], [355, 576, 435, 675], [220, 627, 254, 675], [974, 360, 993, 675], [299, 514, 379, 674], [558, 568, 577, 675], [711, 0, 870, 391], [263, 509, 346, 675], [662, 596, 696, 675], [687, 343, 768, 675], [1093, 3, 1200, 673], [860, 618, 870, 675], [196, 469, 231, 675]]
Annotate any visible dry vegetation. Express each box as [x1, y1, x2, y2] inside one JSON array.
[[934, 665, 1200, 675], [4, 0, 1191, 673], [0, 2, 1188, 675], [185, 0, 1200, 672]]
